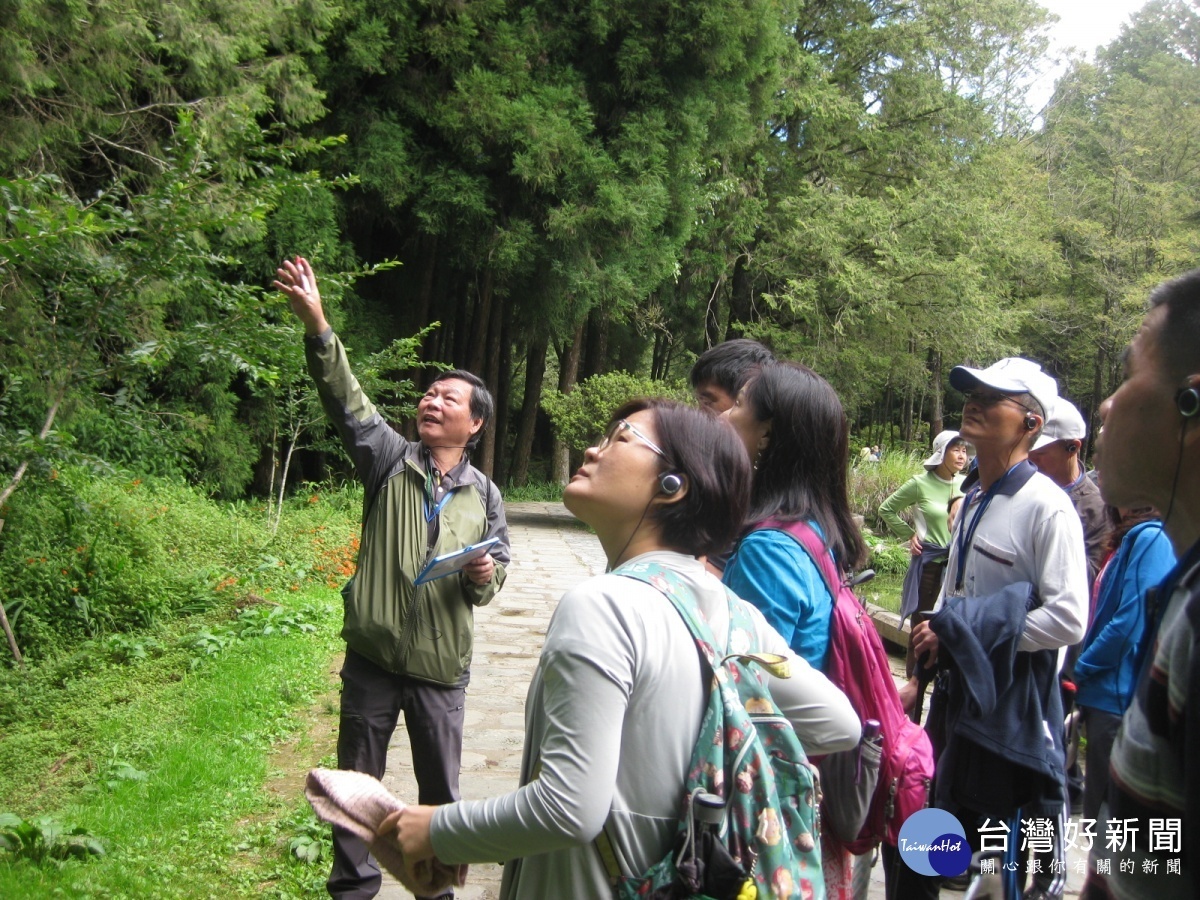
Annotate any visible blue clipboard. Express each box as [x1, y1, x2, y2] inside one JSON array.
[[413, 537, 500, 586]]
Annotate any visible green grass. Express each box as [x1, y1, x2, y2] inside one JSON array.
[[0, 585, 343, 898], [859, 571, 904, 614], [0, 479, 363, 898], [500, 480, 564, 503], [849, 450, 924, 534]]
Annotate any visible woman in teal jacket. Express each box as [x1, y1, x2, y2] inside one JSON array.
[[721, 361, 867, 672]]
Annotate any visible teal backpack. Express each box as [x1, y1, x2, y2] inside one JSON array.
[[597, 560, 825, 900]]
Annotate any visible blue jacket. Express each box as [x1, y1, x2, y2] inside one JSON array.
[[930, 584, 1065, 818], [1074, 521, 1176, 715], [723, 524, 833, 671]]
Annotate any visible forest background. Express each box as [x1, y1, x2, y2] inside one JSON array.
[[0, 0, 1198, 892], [1, 0, 1198, 646]]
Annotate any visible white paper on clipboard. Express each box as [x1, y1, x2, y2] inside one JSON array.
[[413, 537, 500, 586]]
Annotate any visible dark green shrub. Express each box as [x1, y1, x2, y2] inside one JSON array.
[[542, 371, 691, 454]]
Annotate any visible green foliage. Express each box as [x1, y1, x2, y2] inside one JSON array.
[[1027, 1, 1200, 417], [501, 481, 565, 502], [0, 120, 357, 499], [354, 322, 448, 426], [542, 371, 691, 453], [849, 450, 926, 532], [0, 578, 345, 898], [92, 758, 150, 793], [0, 464, 361, 660], [184, 604, 322, 668], [861, 532, 912, 578], [286, 814, 330, 865], [0, 813, 104, 864]]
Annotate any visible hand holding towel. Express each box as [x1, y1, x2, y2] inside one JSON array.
[[305, 767, 468, 894]]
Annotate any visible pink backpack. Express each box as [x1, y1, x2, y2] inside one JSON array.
[[768, 519, 935, 854]]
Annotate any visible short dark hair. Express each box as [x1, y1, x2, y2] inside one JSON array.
[[690, 339, 775, 397], [430, 369, 494, 450], [742, 361, 867, 569], [607, 398, 750, 558], [1148, 268, 1200, 381]]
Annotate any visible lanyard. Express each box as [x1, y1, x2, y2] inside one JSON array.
[[423, 466, 454, 522], [954, 462, 1022, 591]]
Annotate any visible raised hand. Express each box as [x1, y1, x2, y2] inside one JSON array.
[[273, 255, 330, 337]]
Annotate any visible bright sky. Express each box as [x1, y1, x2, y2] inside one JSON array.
[[1027, 0, 1154, 112]]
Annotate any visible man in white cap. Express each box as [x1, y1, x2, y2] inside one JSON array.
[[1029, 397, 1112, 587], [1022, 397, 1110, 900], [892, 357, 1088, 900]]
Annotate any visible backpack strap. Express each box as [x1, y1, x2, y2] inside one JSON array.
[[592, 561, 790, 883], [615, 561, 791, 677]]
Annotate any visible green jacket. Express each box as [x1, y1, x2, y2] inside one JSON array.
[[307, 329, 509, 685]]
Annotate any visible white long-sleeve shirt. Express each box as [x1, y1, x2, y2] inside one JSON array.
[[938, 463, 1088, 652]]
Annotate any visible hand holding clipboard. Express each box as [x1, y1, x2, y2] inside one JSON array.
[[414, 537, 500, 586]]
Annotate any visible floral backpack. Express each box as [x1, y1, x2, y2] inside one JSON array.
[[597, 560, 825, 900]]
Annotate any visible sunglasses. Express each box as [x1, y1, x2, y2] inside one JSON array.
[[962, 390, 1037, 416], [596, 419, 668, 460]]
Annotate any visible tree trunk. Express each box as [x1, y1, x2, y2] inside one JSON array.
[[510, 335, 549, 486], [883, 384, 894, 447], [552, 322, 585, 485], [927, 348, 944, 439], [417, 236, 436, 338], [0, 520, 25, 667], [451, 280, 471, 369], [727, 252, 754, 336], [477, 292, 506, 478], [494, 315, 515, 486], [650, 330, 666, 380], [430, 266, 455, 370], [703, 278, 722, 348], [467, 267, 495, 376], [265, 427, 279, 526], [273, 424, 301, 534], [581, 307, 609, 379]]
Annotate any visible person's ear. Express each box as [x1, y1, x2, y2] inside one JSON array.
[[469, 417, 484, 437], [757, 422, 772, 453]]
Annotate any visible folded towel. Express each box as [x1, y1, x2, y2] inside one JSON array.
[[305, 767, 468, 895]]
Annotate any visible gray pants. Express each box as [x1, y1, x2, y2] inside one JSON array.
[[1080, 706, 1122, 821], [327, 648, 466, 900]]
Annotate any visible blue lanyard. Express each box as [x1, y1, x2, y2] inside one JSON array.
[[424, 490, 452, 523], [954, 462, 1022, 591]]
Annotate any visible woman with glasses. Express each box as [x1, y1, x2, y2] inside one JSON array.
[[377, 398, 860, 899]]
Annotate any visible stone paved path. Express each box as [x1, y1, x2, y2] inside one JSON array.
[[373, 501, 1084, 899]]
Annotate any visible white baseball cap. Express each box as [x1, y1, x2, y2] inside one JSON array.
[[1032, 397, 1087, 450], [949, 357, 1058, 420]]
